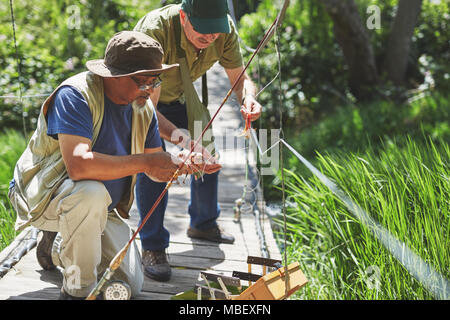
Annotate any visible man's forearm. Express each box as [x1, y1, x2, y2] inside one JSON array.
[[225, 66, 257, 105], [235, 74, 257, 105], [66, 150, 175, 182]]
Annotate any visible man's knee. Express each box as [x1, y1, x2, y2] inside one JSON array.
[[59, 180, 111, 227], [72, 180, 110, 204]]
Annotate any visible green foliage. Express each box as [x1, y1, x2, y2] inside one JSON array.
[[240, 0, 346, 128], [274, 138, 449, 299], [0, 130, 27, 251], [415, 0, 450, 92], [238, 0, 450, 128], [230, 0, 263, 20], [0, 202, 16, 252], [0, 0, 162, 131], [162, 0, 262, 18], [289, 91, 450, 163]]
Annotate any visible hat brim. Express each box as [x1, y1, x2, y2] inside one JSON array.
[[86, 59, 179, 78], [189, 15, 231, 34]]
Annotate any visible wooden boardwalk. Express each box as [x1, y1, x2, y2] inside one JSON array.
[[0, 64, 281, 300]]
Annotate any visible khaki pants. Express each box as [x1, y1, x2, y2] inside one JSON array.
[[12, 179, 143, 298]]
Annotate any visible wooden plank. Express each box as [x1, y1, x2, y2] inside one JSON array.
[[0, 277, 60, 300], [0, 227, 33, 263], [166, 242, 259, 261], [232, 271, 262, 282], [200, 272, 241, 287], [247, 256, 282, 267], [142, 268, 206, 296], [134, 291, 174, 300], [142, 266, 251, 297], [0, 227, 38, 278]]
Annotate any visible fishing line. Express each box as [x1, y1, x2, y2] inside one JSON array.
[[8, 0, 27, 138]]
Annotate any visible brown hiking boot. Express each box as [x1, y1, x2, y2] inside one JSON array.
[[36, 230, 57, 271], [142, 250, 171, 282], [187, 225, 235, 244]]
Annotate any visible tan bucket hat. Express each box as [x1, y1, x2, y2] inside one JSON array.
[[86, 31, 178, 77]]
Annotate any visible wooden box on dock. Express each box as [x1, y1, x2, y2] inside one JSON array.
[[234, 261, 307, 300]]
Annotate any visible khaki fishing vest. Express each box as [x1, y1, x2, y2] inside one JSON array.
[[13, 71, 154, 231]]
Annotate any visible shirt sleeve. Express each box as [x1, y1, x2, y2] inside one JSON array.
[[46, 86, 93, 140], [144, 109, 162, 149], [134, 11, 168, 61]]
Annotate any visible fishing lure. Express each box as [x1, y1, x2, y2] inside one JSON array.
[[238, 114, 252, 138]]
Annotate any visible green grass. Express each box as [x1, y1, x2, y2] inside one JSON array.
[[263, 91, 450, 201], [274, 137, 449, 299], [287, 91, 450, 171], [0, 130, 27, 251], [0, 202, 16, 252]]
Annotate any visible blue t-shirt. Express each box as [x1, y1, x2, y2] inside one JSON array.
[[46, 86, 161, 212]]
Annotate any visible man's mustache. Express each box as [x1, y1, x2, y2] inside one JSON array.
[[133, 93, 150, 107]]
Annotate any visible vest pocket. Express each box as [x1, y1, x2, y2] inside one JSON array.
[[42, 156, 67, 188], [45, 169, 66, 189]]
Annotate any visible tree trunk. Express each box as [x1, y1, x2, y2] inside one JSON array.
[[319, 0, 379, 101], [383, 0, 423, 86]]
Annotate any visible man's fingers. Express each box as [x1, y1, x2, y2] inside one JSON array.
[[178, 163, 221, 176], [241, 105, 261, 122], [175, 150, 221, 176], [202, 163, 222, 174]]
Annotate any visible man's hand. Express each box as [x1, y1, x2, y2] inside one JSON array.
[[224, 66, 262, 123], [183, 139, 218, 165], [159, 117, 218, 165], [145, 150, 221, 183], [176, 149, 222, 176], [240, 94, 262, 123]]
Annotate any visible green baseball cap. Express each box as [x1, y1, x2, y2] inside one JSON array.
[[181, 0, 231, 34]]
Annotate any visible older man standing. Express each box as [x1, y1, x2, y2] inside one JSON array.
[[8, 31, 220, 299], [134, 0, 263, 282]]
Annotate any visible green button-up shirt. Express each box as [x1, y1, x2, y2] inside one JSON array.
[[134, 4, 243, 104]]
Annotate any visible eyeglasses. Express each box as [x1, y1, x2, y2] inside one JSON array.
[[130, 75, 162, 91]]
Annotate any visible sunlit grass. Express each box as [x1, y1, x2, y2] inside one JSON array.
[[275, 137, 449, 299], [0, 130, 26, 251]]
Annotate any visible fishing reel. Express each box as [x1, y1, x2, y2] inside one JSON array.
[[102, 280, 131, 300]]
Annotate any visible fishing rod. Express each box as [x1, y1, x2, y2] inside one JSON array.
[[86, 0, 290, 300]]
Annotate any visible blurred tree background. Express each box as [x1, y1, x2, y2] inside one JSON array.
[[2, 0, 447, 137], [239, 0, 449, 128], [0, 0, 166, 132]]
